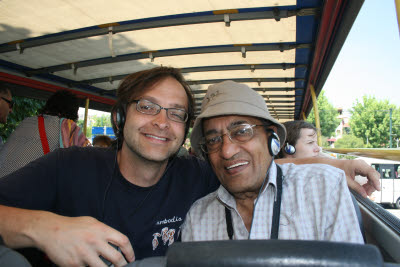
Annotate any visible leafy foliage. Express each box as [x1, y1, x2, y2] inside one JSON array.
[[350, 96, 400, 148], [91, 114, 112, 127], [77, 113, 112, 139], [334, 134, 365, 148], [307, 90, 341, 137], [321, 136, 330, 147], [0, 96, 45, 142]]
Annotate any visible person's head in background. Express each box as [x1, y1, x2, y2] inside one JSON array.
[[279, 120, 320, 158], [0, 87, 13, 124], [93, 135, 112, 148], [39, 90, 80, 121]]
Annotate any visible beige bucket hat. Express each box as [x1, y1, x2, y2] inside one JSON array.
[[190, 80, 286, 156]]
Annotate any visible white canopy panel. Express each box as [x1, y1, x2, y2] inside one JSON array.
[[0, 0, 364, 121]]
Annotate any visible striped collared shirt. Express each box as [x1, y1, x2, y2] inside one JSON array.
[[182, 162, 364, 244]]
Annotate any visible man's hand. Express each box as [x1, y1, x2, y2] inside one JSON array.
[[276, 157, 381, 197], [337, 159, 381, 198], [0, 206, 135, 267], [34, 215, 135, 267]]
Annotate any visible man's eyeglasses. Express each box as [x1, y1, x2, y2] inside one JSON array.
[[200, 124, 264, 154], [131, 99, 188, 123], [1, 97, 14, 109]]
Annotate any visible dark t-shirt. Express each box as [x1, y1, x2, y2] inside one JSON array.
[[0, 146, 219, 260]]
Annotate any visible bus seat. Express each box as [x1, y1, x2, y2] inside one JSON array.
[[166, 240, 383, 267], [350, 190, 366, 241], [0, 245, 32, 267]]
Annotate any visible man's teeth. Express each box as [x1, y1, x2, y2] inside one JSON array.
[[226, 162, 248, 169], [146, 134, 166, 141]]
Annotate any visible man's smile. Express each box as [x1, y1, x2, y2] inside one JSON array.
[[225, 161, 249, 170], [145, 133, 168, 142]]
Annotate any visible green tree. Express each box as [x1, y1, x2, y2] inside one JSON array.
[[92, 114, 112, 127], [334, 134, 365, 148], [350, 96, 400, 148], [77, 119, 92, 139], [307, 90, 341, 137], [77, 113, 112, 139], [0, 96, 45, 142]]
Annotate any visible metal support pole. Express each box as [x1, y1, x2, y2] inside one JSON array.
[[302, 112, 307, 121], [396, 0, 400, 36], [83, 98, 90, 136], [390, 108, 393, 148], [310, 85, 322, 146]]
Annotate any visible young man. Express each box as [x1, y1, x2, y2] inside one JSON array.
[[0, 68, 379, 266], [0, 67, 218, 266], [278, 120, 320, 158], [182, 81, 363, 243]]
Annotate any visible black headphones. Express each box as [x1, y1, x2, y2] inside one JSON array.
[[284, 142, 296, 155], [114, 105, 126, 134], [266, 129, 281, 157]]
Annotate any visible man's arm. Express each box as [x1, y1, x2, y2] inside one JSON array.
[[323, 170, 364, 243], [276, 157, 380, 198], [0, 205, 135, 267]]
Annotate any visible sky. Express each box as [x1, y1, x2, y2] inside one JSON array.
[[323, 1, 400, 113]]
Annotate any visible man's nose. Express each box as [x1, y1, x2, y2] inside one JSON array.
[[152, 109, 170, 129], [314, 145, 321, 152], [219, 135, 240, 159]]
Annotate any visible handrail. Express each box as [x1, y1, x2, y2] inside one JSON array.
[[323, 148, 400, 161]]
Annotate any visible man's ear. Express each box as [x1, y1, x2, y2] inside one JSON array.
[[264, 125, 278, 137], [268, 125, 278, 134]]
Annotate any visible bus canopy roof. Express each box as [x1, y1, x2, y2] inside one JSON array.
[[0, 0, 363, 121]]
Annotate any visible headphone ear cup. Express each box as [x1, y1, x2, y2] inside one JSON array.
[[116, 106, 126, 132], [284, 143, 296, 155], [268, 131, 280, 156]]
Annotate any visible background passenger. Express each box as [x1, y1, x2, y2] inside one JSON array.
[[0, 87, 13, 148], [278, 120, 320, 159], [92, 135, 112, 148], [0, 90, 90, 177]]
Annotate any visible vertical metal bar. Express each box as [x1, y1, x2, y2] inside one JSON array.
[[390, 108, 393, 148], [396, 0, 400, 36], [302, 112, 307, 121], [310, 85, 322, 146], [83, 98, 90, 136]]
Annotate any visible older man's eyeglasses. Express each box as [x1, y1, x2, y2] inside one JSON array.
[[200, 124, 264, 154], [131, 99, 188, 123], [1, 97, 14, 109]]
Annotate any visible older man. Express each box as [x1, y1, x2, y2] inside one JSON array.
[[182, 81, 363, 243]]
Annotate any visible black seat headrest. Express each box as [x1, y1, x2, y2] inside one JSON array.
[[166, 240, 383, 267]]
